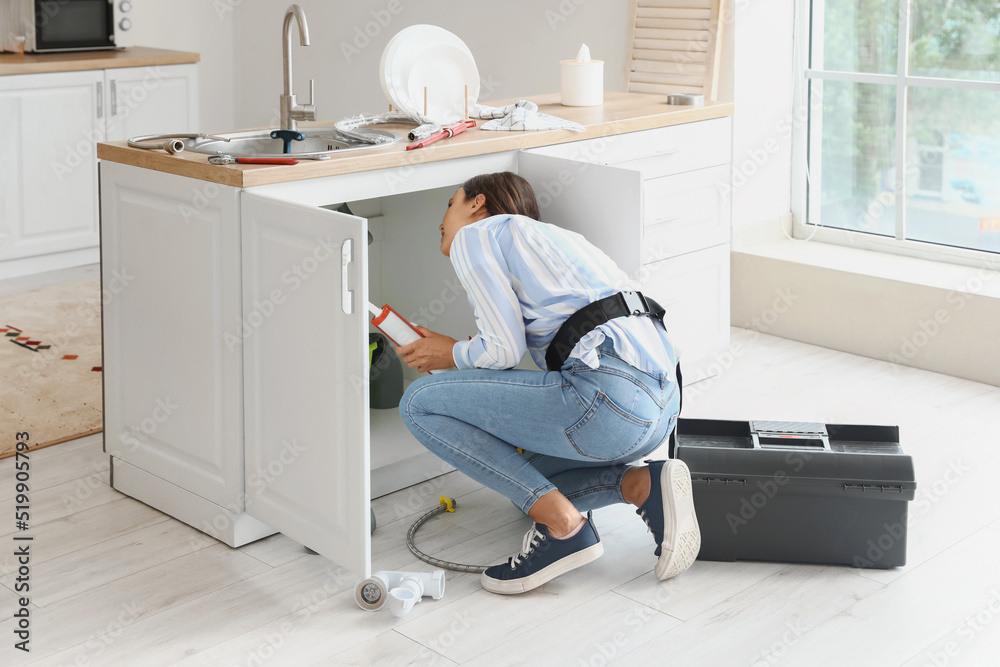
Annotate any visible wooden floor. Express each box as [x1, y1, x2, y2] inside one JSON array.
[[1, 326, 998, 666]]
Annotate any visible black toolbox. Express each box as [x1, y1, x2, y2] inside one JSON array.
[[674, 419, 916, 569]]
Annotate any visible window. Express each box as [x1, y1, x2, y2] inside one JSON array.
[[794, 0, 1000, 262]]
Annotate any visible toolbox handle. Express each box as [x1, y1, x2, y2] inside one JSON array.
[[750, 432, 832, 451]]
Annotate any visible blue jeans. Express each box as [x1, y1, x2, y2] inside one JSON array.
[[399, 341, 680, 514]]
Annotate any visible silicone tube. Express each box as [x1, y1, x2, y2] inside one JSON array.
[[368, 303, 442, 374], [369, 303, 422, 346]]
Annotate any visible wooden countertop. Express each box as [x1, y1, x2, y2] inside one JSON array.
[[96, 92, 734, 188], [0, 46, 199, 76]]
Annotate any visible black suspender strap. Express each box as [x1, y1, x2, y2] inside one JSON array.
[[545, 290, 665, 372]]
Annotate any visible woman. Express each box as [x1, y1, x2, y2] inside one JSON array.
[[397, 171, 700, 595]]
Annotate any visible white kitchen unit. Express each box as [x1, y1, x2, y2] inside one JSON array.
[[0, 61, 197, 275], [99, 105, 732, 580], [522, 117, 732, 371], [0, 70, 104, 262], [103, 64, 199, 142]]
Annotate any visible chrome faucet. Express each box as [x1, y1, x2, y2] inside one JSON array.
[[280, 4, 316, 132]]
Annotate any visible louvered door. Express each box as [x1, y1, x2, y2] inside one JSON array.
[[625, 0, 727, 100]]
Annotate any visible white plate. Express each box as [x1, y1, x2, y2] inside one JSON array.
[[380, 25, 477, 117], [406, 43, 479, 123], [378, 28, 412, 111]]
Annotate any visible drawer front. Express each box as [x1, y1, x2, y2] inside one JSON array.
[[641, 164, 731, 263], [525, 117, 731, 178], [610, 118, 731, 179], [641, 244, 730, 365]]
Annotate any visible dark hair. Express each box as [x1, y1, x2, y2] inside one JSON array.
[[461, 172, 540, 220]]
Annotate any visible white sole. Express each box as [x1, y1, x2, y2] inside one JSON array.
[[480, 541, 605, 595], [654, 459, 701, 580]]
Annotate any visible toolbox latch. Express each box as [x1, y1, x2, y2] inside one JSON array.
[[694, 476, 747, 486], [844, 483, 906, 493], [750, 421, 831, 451]]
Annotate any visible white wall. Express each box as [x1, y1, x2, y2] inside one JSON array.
[[229, 0, 634, 129], [127, 0, 236, 133], [126, 1, 737, 137], [730, 0, 795, 229]]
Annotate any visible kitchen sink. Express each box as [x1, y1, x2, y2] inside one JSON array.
[[183, 126, 401, 159]]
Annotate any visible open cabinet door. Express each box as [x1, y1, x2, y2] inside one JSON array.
[[241, 192, 371, 578], [517, 151, 643, 277]]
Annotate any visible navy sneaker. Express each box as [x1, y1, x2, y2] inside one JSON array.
[[636, 459, 701, 580], [481, 511, 604, 594]]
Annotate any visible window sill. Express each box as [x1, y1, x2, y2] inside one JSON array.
[[733, 218, 1000, 299], [730, 217, 1000, 387]]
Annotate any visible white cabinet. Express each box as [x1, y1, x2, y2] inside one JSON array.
[[241, 193, 371, 577], [0, 63, 197, 272], [104, 64, 198, 142], [0, 70, 103, 261], [520, 117, 733, 373], [100, 117, 732, 580]]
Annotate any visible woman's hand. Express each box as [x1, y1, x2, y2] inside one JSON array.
[[396, 327, 459, 373]]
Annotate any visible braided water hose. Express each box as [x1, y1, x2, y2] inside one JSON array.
[[406, 497, 488, 574], [334, 111, 441, 144]]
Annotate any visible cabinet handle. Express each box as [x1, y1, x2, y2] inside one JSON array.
[[110, 80, 117, 117], [647, 215, 682, 227], [96, 81, 103, 118], [341, 239, 354, 315], [601, 148, 681, 166]]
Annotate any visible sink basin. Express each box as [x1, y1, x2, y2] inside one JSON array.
[[184, 126, 401, 159]]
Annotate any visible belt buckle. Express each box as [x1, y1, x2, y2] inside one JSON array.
[[621, 290, 647, 315]]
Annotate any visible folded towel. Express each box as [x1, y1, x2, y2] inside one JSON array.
[[472, 100, 585, 132]]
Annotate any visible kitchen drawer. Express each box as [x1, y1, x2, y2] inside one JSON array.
[[526, 117, 731, 178], [641, 244, 730, 365], [641, 164, 731, 263]]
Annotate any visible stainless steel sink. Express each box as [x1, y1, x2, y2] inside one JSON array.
[[183, 126, 400, 159]]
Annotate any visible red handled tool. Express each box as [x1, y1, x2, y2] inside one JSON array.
[[406, 120, 476, 150], [208, 154, 299, 165]]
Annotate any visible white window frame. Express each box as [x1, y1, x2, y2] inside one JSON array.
[[791, 0, 1000, 268]]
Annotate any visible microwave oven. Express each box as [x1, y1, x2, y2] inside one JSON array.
[[0, 0, 134, 53]]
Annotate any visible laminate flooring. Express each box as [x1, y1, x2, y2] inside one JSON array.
[[2, 327, 998, 666]]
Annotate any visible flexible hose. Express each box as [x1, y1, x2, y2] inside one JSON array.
[[334, 111, 441, 144], [406, 499, 488, 573]]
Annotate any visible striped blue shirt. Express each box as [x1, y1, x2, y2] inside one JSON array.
[[450, 214, 677, 379]]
